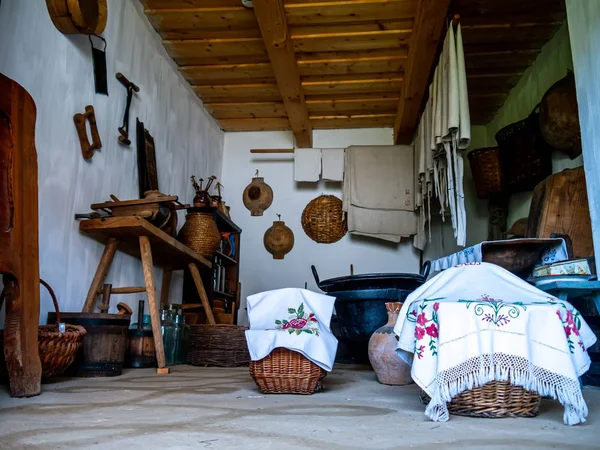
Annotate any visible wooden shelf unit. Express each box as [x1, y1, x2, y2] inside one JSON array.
[[182, 208, 241, 324]]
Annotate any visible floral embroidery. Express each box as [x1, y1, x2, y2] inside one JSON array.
[[275, 302, 319, 336], [458, 295, 526, 326], [407, 300, 440, 357], [556, 304, 584, 353]]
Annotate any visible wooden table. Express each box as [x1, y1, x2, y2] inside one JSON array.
[[79, 216, 215, 373], [534, 280, 600, 313]]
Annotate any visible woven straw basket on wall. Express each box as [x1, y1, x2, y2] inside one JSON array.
[[301, 195, 347, 244]]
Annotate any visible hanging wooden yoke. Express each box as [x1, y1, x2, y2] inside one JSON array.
[[74, 105, 102, 160]]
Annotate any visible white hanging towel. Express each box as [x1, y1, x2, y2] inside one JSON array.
[[294, 148, 321, 182], [321, 148, 345, 181], [245, 288, 338, 372]]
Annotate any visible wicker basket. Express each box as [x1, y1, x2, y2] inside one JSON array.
[[301, 195, 347, 244], [495, 109, 553, 193], [249, 348, 326, 395], [420, 380, 541, 418], [467, 147, 505, 199], [177, 211, 221, 258], [0, 279, 86, 380], [188, 324, 250, 367]]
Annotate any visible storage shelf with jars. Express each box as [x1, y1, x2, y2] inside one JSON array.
[[181, 207, 242, 325]]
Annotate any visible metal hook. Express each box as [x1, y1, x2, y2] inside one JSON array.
[[255, 169, 259, 177], [276, 213, 281, 221]]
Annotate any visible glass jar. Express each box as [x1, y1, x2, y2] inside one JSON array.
[[175, 315, 191, 365], [160, 310, 177, 366], [130, 314, 153, 331]]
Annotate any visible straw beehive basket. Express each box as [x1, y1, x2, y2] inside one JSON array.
[[177, 212, 221, 258]]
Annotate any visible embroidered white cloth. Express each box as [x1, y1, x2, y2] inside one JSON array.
[[430, 238, 569, 273], [245, 288, 338, 372], [394, 262, 596, 425], [294, 148, 321, 182]]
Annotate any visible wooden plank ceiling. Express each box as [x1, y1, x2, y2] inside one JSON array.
[[143, 0, 565, 144]]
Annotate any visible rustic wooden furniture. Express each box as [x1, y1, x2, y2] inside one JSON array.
[[182, 209, 242, 325], [0, 73, 43, 397], [79, 216, 215, 373], [526, 167, 593, 258], [142, 0, 565, 142]]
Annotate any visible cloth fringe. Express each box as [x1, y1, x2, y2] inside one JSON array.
[[425, 356, 588, 426]]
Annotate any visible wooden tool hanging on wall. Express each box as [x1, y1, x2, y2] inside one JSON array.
[[117, 73, 139, 146], [46, 0, 107, 35], [74, 105, 102, 159], [136, 119, 158, 198]]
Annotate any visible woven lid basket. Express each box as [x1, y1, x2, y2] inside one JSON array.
[[188, 324, 250, 367], [467, 147, 505, 199], [0, 279, 87, 381], [301, 195, 347, 244]]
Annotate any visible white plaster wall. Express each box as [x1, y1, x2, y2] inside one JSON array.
[[222, 128, 489, 324], [566, 0, 600, 264], [0, 0, 224, 324]]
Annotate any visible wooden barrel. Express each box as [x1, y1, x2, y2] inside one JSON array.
[[126, 329, 157, 368], [47, 312, 130, 377]]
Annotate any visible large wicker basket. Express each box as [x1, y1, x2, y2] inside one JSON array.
[[421, 380, 541, 418], [177, 211, 221, 258], [301, 195, 347, 244], [188, 324, 250, 367], [249, 348, 326, 395], [467, 147, 505, 199], [495, 109, 553, 193], [0, 279, 86, 381]]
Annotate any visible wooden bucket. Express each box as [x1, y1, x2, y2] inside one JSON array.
[[126, 329, 157, 368], [47, 312, 130, 377]]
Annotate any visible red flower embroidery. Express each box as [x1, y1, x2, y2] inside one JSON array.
[[556, 310, 562, 320], [433, 302, 439, 312], [415, 326, 425, 340], [564, 325, 572, 338], [572, 324, 580, 336], [566, 310, 574, 326], [426, 323, 439, 338], [411, 310, 417, 316], [417, 312, 427, 326]]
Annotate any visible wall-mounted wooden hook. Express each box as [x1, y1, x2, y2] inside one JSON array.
[[74, 105, 102, 160]]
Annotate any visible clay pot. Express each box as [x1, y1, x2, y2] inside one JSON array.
[[368, 302, 413, 385], [243, 176, 273, 216], [177, 212, 221, 258], [264, 219, 294, 259], [539, 71, 582, 159]]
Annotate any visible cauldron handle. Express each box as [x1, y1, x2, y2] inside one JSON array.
[[311, 265, 321, 287], [420, 261, 431, 279]]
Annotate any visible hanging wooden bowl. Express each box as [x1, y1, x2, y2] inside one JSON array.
[[46, 0, 108, 35], [301, 195, 347, 244], [243, 176, 273, 216], [264, 219, 294, 259]]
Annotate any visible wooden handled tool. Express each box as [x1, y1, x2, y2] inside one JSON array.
[[74, 105, 102, 159]]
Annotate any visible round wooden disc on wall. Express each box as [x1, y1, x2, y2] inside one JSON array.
[[46, 0, 107, 35]]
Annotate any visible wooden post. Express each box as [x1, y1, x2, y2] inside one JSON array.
[[139, 235, 168, 373], [82, 238, 118, 312], [188, 263, 216, 325], [160, 268, 172, 307]]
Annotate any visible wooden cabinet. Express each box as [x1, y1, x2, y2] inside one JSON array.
[[182, 209, 242, 324]]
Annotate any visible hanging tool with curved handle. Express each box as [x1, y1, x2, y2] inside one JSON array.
[[74, 105, 102, 160]]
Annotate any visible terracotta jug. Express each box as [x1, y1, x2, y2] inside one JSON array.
[[243, 171, 273, 216], [368, 302, 413, 385], [263, 215, 294, 259]]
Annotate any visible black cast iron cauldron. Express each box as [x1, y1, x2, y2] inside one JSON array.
[[312, 262, 430, 363]]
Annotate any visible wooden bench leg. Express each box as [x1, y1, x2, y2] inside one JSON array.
[[160, 268, 172, 307], [188, 263, 216, 325], [139, 236, 169, 373], [82, 238, 118, 313], [3, 274, 42, 397]]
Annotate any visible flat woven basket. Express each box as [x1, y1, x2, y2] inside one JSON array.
[[0, 279, 86, 381], [467, 147, 505, 199], [249, 348, 326, 395], [188, 324, 250, 367], [301, 195, 347, 244], [495, 109, 552, 193], [421, 380, 541, 418]]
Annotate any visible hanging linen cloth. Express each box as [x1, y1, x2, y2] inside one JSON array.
[[413, 21, 470, 250], [394, 262, 597, 426]]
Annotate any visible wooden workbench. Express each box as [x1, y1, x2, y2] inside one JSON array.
[[79, 216, 215, 373]]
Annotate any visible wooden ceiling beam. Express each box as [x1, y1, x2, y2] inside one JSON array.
[[253, 0, 313, 148], [393, 0, 451, 144], [179, 63, 274, 83], [219, 117, 291, 131]]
